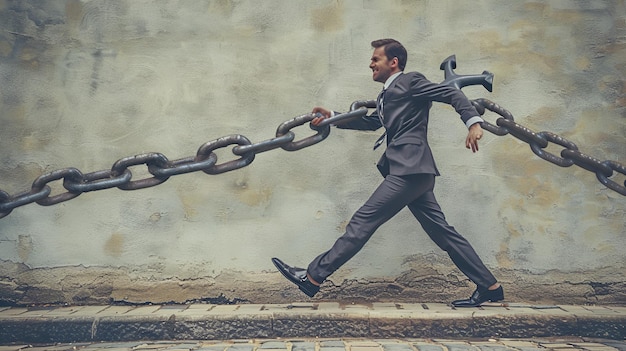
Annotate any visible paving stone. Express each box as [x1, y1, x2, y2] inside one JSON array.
[[411, 343, 444, 351], [316, 303, 342, 311], [133, 341, 189, 349], [471, 347, 511, 351], [320, 341, 346, 347], [122, 306, 162, 316], [604, 306, 626, 314], [0, 308, 28, 316], [287, 303, 318, 309], [380, 344, 414, 351], [196, 347, 229, 351], [439, 342, 480, 351], [538, 344, 576, 348], [71, 306, 110, 316], [377, 340, 415, 351], [43, 306, 85, 316], [498, 340, 537, 348], [84, 342, 147, 349], [163, 343, 202, 350], [96, 306, 135, 316], [211, 305, 242, 313], [346, 340, 380, 347], [350, 347, 382, 351], [572, 343, 615, 348], [225, 345, 254, 351], [372, 303, 401, 310], [176, 305, 215, 316], [236, 305, 266, 312], [291, 342, 316, 351], [259, 342, 287, 349], [473, 343, 517, 351], [19, 308, 55, 317]]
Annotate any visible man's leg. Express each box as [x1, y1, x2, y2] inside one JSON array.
[[407, 190, 497, 289], [307, 174, 435, 284]]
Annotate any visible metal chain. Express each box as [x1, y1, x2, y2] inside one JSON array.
[[2, 57, 624, 219], [472, 98, 626, 196], [0, 108, 367, 219], [0, 98, 623, 219]]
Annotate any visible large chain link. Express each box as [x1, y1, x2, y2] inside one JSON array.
[[2, 56, 625, 219]]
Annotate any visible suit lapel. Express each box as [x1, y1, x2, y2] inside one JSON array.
[[373, 73, 403, 150]]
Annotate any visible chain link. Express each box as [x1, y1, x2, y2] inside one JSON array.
[[1, 58, 624, 219]]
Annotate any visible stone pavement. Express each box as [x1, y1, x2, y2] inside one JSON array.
[[0, 303, 624, 344], [0, 338, 625, 351]]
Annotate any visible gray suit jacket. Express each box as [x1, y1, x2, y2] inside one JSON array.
[[337, 72, 479, 177]]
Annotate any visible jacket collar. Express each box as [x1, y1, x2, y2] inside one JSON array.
[[383, 71, 403, 90]]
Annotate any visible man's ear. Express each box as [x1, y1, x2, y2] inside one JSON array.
[[391, 57, 399, 69]]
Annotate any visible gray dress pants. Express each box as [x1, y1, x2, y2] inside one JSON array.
[[307, 173, 497, 289]]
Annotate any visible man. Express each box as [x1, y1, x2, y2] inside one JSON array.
[[272, 38, 503, 307]]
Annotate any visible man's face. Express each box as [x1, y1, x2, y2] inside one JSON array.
[[370, 46, 397, 83]]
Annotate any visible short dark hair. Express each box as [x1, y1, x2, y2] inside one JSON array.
[[371, 39, 407, 71]]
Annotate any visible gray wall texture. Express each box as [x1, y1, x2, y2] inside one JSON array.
[[0, 0, 624, 306]]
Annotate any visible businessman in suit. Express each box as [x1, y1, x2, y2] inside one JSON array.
[[273, 38, 503, 307]]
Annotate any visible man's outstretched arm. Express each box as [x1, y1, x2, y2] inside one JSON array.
[[311, 106, 382, 131]]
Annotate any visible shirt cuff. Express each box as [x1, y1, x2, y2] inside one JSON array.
[[465, 116, 484, 129], [329, 111, 338, 127]]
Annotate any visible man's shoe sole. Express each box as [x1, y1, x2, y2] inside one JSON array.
[[452, 287, 505, 307]]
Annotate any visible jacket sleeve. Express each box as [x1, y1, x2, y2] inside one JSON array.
[[335, 111, 383, 131], [409, 73, 482, 127]]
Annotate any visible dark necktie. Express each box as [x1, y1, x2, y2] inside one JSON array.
[[373, 89, 387, 150]]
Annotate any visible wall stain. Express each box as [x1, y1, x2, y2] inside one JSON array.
[[526, 106, 563, 126], [65, 0, 84, 27], [177, 185, 200, 221], [104, 232, 124, 257], [495, 217, 524, 269], [231, 176, 272, 207], [310, 3, 344, 32], [149, 212, 162, 223], [17, 235, 33, 262], [236, 185, 272, 207]]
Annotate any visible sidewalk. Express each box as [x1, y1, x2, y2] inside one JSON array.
[[1, 337, 626, 351], [1, 302, 625, 344]]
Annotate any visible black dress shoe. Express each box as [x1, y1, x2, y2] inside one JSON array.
[[452, 285, 504, 307], [271, 257, 320, 297]]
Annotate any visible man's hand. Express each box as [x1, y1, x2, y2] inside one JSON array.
[[311, 106, 331, 126], [466, 122, 483, 153]]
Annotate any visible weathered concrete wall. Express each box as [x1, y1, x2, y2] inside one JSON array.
[[0, 0, 624, 306]]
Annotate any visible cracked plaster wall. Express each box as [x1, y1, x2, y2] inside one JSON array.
[[0, 0, 624, 305]]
